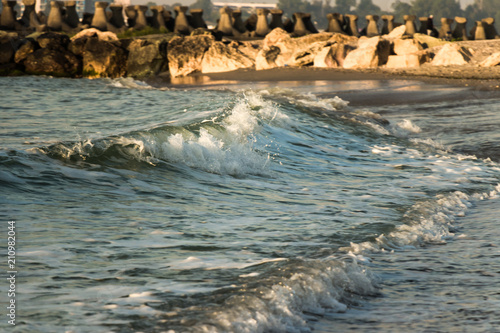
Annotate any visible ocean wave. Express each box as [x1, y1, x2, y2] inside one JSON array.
[[174, 257, 379, 333], [36, 91, 290, 177], [341, 184, 500, 255]]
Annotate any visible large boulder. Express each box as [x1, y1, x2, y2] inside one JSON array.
[[386, 54, 424, 68], [0, 41, 16, 64], [386, 38, 427, 68], [413, 33, 448, 48], [255, 46, 281, 70], [480, 52, 500, 67], [292, 41, 328, 67], [126, 35, 171, 78], [71, 28, 119, 42], [24, 48, 81, 77], [313, 45, 338, 68], [201, 41, 254, 73], [36, 32, 70, 51], [431, 43, 472, 66], [167, 34, 214, 77], [14, 39, 38, 64], [392, 38, 423, 55], [343, 36, 390, 69], [259, 28, 339, 68], [82, 37, 127, 78]]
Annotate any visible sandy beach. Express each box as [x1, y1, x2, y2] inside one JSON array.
[[146, 65, 500, 107]]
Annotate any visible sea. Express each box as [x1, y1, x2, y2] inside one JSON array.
[[1, 75, 500, 333]]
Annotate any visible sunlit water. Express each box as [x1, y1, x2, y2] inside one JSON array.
[[1, 76, 499, 333]]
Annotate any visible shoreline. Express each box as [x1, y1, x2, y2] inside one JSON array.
[[146, 66, 500, 106]]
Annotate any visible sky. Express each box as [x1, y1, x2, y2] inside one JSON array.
[[155, 0, 476, 11]]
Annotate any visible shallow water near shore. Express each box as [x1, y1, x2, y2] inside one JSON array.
[[1, 76, 500, 332]]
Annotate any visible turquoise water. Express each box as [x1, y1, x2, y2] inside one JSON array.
[[1, 76, 499, 332]]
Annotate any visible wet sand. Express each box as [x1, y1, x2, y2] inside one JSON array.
[[147, 66, 500, 106]]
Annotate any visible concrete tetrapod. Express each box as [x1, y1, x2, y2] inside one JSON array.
[[403, 15, 417, 36], [91, 2, 109, 31], [64, 1, 81, 29], [326, 13, 344, 34], [482, 17, 499, 39], [269, 9, 284, 30], [109, 4, 125, 29], [438, 18, 453, 39], [217, 6, 233, 36], [135, 5, 149, 30], [365, 15, 379, 37], [20, 0, 36, 27], [190, 9, 207, 29], [293, 12, 309, 37], [381, 15, 394, 35], [345, 14, 359, 37], [174, 6, 192, 35], [47, 1, 64, 31], [232, 10, 247, 34], [453, 17, 468, 40], [255, 8, 271, 37], [474, 20, 487, 40], [125, 6, 137, 28]]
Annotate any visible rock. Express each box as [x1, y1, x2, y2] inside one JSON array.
[[236, 41, 262, 60], [201, 41, 254, 73], [383, 25, 406, 40], [480, 52, 500, 67], [0, 41, 16, 64], [127, 35, 171, 78], [82, 37, 127, 78], [431, 43, 472, 66], [36, 32, 70, 50], [71, 28, 119, 42], [413, 33, 448, 48], [343, 36, 390, 69], [24, 48, 81, 77], [255, 45, 280, 70], [293, 41, 327, 67], [14, 39, 38, 64], [393, 38, 423, 55], [313, 45, 338, 68], [262, 28, 335, 67], [167, 34, 214, 77], [386, 54, 424, 68]]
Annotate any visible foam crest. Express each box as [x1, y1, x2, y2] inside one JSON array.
[[107, 77, 154, 90], [397, 119, 421, 134], [342, 187, 500, 255], [196, 259, 378, 333]]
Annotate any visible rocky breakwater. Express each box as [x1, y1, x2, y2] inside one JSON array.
[[2, 25, 500, 80], [0, 28, 174, 78]]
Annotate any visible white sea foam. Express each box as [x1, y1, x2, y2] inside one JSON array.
[[195, 258, 377, 333], [107, 77, 154, 90], [396, 119, 422, 134], [342, 186, 500, 255]]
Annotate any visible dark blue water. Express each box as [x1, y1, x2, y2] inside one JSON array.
[[1, 76, 499, 332]]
